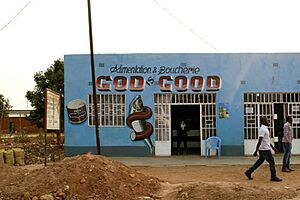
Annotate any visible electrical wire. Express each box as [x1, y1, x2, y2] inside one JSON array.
[[0, 1, 32, 33], [152, 0, 218, 51]]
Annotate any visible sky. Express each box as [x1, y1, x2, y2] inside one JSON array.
[[0, 0, 300, 110]]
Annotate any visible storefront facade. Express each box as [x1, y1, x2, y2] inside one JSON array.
[[64, 53, 300, 156]]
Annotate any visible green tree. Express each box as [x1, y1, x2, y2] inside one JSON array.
[[26, 59, 64, 129], [0, 94, 12, 131]]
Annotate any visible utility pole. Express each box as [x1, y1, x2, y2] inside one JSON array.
[[87, 0, 101, 155]]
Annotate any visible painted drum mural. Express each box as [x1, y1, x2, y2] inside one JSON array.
[[66, 99, 87, 124], [126, 95, 154, 153]]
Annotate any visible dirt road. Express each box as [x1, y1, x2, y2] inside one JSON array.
[[134, 164, 300, 199], [1, 155, 300, 200]]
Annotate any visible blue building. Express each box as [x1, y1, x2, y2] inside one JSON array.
[[64, 53, 300, 157]]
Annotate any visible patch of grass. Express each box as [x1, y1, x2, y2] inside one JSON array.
[[13, 131, 31, 143]]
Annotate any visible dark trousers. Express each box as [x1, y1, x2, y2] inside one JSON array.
[[246, 150, 277, 179], [177, 135, 187, 154], [282, 143, 292, 169]]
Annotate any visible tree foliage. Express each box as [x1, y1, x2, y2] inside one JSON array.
[[26, 59, 64, 128], [0, 94, 12, 114], [0, 94, 12, 130]]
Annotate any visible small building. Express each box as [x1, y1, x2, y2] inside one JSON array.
[[64, 53, 300, 157], [0, 110, 40, 133]]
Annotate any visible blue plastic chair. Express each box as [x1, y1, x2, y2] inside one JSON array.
[[205, 136, 221, 159]]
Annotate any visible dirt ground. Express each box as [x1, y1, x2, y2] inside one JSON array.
[[0, 154, 161, 200], [134, 164, 300, 200], [1, 133, 64, 165], [1, 155, 300, 200], [1, 135, 300, 199]]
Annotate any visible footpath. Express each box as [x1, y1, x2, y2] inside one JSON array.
[[112, 154, 300, 167]]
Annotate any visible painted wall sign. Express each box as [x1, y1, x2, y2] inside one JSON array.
[[96, 75, 222, 92], [66, 99, 87, 124], [110, 64, 201, 75], [96, 64, 222, 92], [126, 95, 154, 153]]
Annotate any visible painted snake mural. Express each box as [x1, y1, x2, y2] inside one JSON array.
[[126, 95, 154, 153]]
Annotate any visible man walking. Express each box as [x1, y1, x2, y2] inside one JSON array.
[[245, 117, 282, 182], [282, 116, 294, 172]]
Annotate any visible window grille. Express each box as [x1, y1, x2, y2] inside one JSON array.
[[201, 103, 216, 140], [88, 94, 125, 127], [154, 94, 171, 141], [288, 103, 300, 139], [244, 93, 300, 139]]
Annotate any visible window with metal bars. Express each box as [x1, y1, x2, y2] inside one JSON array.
[[244, 93, 300, 139], [201, 103, 216, 140], [154, 94, 171, 141], [288, 103, 300, 139], [88, 94, 126, 127]]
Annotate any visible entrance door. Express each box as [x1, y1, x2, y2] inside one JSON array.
[[171, 105, 200, 155], [154, 93, 216, 156], [274, 104, 285, 153]]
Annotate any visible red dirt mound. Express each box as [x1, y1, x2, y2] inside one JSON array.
[[0, 153, 161, 200]]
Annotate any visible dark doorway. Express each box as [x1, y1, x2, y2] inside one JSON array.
[[9, 122, 15, 133], [171, 105, 200, 155], [274, 104, 284, 153]]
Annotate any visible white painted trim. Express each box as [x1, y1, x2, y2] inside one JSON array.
[[155, 141, 171, 156], [244, 139, 257, 155], [292, 139, 300, 154]]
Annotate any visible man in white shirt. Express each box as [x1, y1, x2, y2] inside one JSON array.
[[177, 120, 188, 155], [245, 117, 282, 182], [282, 116, 294, 172]]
